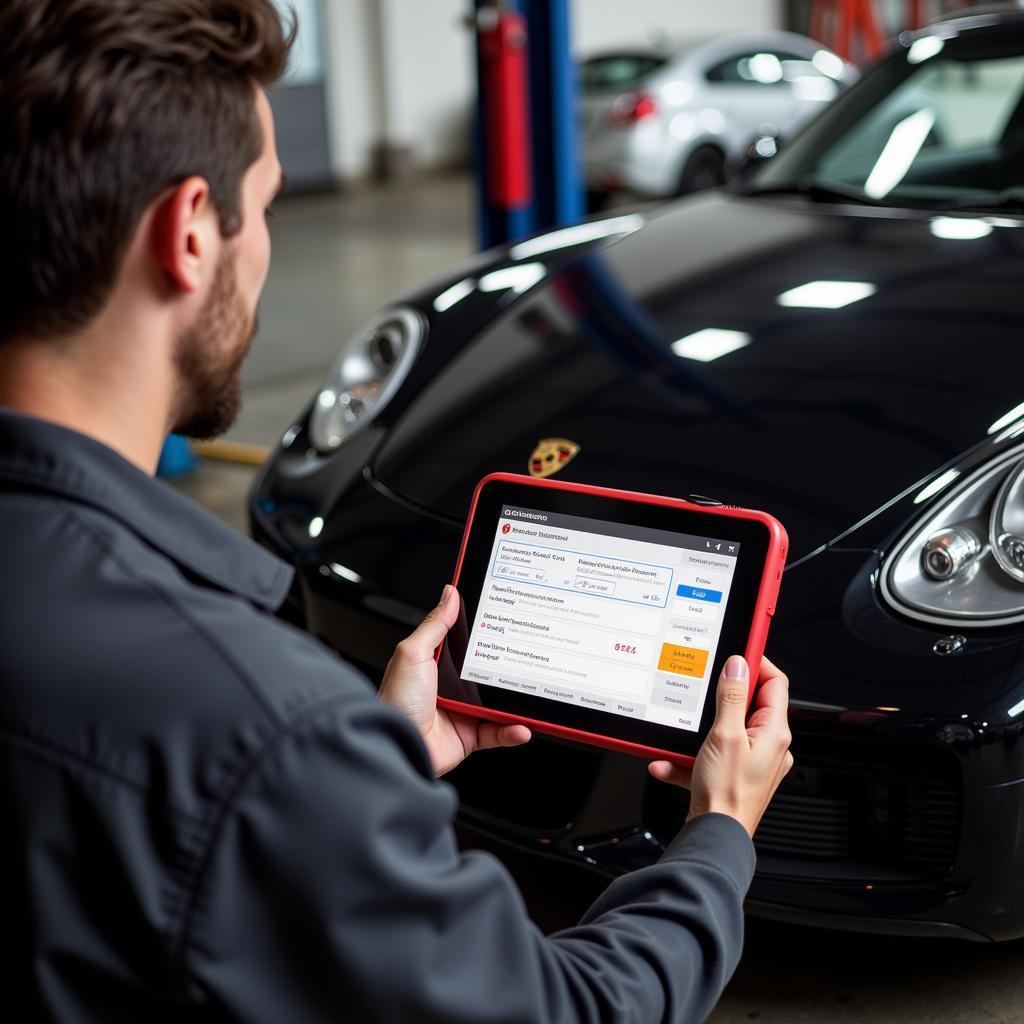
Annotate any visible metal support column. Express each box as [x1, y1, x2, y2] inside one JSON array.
[[522, 0, 583, 233], [473, 0, 533, 248], [472, 0, 583, 249]]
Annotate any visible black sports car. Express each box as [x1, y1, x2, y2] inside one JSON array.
[[251, 10, 1024, 941]]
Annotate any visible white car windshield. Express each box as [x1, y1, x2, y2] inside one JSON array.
[[746, 28, 1024, 211]]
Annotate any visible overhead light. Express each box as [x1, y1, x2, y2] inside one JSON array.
[[1009, 696, 1024, 718], [930, 217, 993, 241], [907, 36, 945, 64], [508, 214, 644, 259], [777, 280, 876, 309], [913, 469, 960, 505], [433, 277, 475, 312], [988, 402, 1024, 435], [812, 49, 845, 80], [308, 516, 325, 538], [864, 108, 936, 198], [671, 328, 751, 362], [477, 262, 546, 295]]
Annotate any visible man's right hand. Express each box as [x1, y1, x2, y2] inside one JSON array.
[[648, 655, 793, 838]]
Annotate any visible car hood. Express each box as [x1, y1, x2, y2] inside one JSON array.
[[372, 193, 1024, 560]]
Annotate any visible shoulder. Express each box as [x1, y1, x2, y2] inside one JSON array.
[[0, 492, 394, 814]]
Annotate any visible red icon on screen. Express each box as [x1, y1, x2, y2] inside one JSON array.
[[501, 523, 511, 534]]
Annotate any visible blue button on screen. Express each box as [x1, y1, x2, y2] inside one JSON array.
[[676, 584, 722, 603]]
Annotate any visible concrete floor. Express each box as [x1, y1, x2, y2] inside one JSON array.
[[174, 174, 1024, 1024]]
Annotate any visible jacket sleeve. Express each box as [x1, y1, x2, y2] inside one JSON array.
[[183, 695, 755, 1024]]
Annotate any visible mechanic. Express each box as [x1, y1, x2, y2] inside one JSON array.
[[0, 2, 793, 1021]]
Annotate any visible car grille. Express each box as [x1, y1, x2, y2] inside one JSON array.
[[642, 733, 962, 883], [755, 791, 853, 859]]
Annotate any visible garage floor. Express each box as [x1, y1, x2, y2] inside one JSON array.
[[174, 174, 1024, 1024]]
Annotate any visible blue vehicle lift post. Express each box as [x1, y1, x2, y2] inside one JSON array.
[[521, 0, 584, 231], [472, 0, 583, 249]]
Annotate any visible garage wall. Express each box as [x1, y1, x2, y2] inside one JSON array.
[[380, 1, 474, 171], [574, 0, 783, 53], [321, 0, 782, 183], [321, 0, 377, 183]]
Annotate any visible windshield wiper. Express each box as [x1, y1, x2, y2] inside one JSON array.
[[738, 179, 885, 206]]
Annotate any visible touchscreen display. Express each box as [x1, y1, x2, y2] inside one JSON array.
[[459, 504, 741, 733]]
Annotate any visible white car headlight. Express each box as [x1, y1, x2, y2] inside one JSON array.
[[308, 307, 426, 452], [881, 445, 1024, 627]]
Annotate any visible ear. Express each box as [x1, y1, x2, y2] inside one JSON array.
[[150, 176, 217, 294]]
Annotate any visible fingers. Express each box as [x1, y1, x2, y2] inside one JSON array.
[[774, 750, 795, 788], [747, 658, 790, 742], [393, 586, 460, 664], [648, 759, 694, 790], [711, 655, 751, 737], [477, 722, 532, 750], [686, 654, 794, 836], [757, 655, 786, 686]]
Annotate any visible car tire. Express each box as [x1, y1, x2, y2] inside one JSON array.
[[677, 146, 727, 195]]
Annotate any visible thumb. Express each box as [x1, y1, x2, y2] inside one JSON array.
[[712, 655, 751, 735], [398, 585, 460, 661]]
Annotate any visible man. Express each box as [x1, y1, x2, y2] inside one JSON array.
[[0, 2, 793, 1021]]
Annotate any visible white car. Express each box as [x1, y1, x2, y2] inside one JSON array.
[[580, 30, 858, 203]]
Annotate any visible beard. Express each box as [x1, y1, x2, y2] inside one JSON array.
[[171, 250, 257, 440]]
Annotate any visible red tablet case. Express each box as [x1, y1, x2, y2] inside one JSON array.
[[437, 473, 788, 765]]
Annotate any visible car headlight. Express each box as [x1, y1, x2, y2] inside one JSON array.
[[308, 307, 426, 452], [881, 445, 1024, 627]]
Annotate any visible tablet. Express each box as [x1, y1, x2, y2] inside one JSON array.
[[436, 473, 788, 765]]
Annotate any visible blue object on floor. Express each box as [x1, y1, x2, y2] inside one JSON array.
[[156, 435, 197, 478]]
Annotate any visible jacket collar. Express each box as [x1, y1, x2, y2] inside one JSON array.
[[0, 409, 293, 611]]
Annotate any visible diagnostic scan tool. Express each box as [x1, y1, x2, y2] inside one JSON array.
[[437, 473, 788, 764]]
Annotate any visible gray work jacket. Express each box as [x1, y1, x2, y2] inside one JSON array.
[[0, 408, 755, 1023]]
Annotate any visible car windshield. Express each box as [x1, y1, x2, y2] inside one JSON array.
[[744, 28, 1024, 211], [580, 52, 668, 91]]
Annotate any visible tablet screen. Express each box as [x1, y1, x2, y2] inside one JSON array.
[[439, 476, 776, 758], [462, 505, 740, 733]]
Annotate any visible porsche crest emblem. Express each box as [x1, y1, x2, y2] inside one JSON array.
[[529, 438, 580, 479]]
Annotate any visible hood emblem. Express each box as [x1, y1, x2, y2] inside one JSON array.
[[529, 438, 580, 479]]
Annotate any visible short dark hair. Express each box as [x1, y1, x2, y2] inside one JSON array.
[[0, 0, 294, 343]]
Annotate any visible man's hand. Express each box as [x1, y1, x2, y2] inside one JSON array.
[[379, 585, 531, 776], [648, 655, 793, 838]]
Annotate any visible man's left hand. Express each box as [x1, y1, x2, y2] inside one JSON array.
[[379, 585, 531, 776]]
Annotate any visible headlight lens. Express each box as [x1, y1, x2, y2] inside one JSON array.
[[881, 446, 1024, 626], [992, 464, 1024, 583], [308, 307, 426, 452]]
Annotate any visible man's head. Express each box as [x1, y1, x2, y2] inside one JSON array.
[[0, 0, 291, 439]]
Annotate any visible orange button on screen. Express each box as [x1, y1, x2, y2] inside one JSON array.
[[657, 643, 709, 678]]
